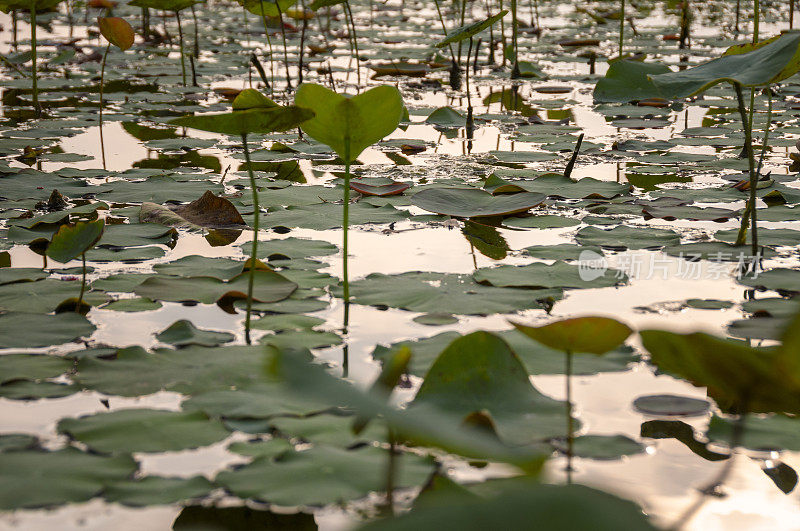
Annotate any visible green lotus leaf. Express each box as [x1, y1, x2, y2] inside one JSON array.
[[411, 188, 546, 218], [216, 445, 434, 507], [104, 475, 214, 507], [359, 479, 657, 530], [411, 331, 567, 445], [170, 105, 314, 137], [650, 31, 800, 98], [511, 316, 632, 355], [46, 219, 104, 263], [294, 84, 404, 162], [58, 409, 230, 454], [436, 10, 508, 48], [0, 448, 137, 510]]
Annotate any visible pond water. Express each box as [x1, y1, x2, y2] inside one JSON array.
[[1, 0, 799, 529]]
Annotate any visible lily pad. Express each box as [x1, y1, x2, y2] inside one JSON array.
[[473, 261, 625, 289], [412, 331, 566, 445], [217, 445, 434, 507], [633, 394, 711, 417], [104, 475, 214, 507], [0, 312, 95, 348], [58, 409, 231, 454], [133, 270, 297, 306], [156, 320, 235, 347], [0, 448, 137, 510], [411, 188, 545, 218], [575, 225, 680, 250], [342, 272, 561, 315]]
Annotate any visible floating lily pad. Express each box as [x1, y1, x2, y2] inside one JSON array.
[[269, 414, 386, 447], [75, 345, 296, 397], [575, 225, 680, 250], [557, 435, 644, 460], [341, 272, 561, 315], [217, 446, 434, 506], [411, 188, 546, 218], [104, 475, 214, 507], [473, 261, 625, 289], [0, 354, 70, 383], [524, 244, 604, 261], [58, 409, 231, 454], [134, 270, 297, 306], [0, 312, 95, 348], [413, 313, 459, 326], [156, 320, 235, 347], [182, 382, 329, 420], [633, 394, 711, 417], [0, 448, 137, 510]]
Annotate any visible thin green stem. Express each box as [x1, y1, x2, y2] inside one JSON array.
[[465, 38, 474, 139], [458, 0, 467, 65], [433, 0, 457, 63], [619, 0, 625, 57], [733, 82, 758, 255], [99, 44, 110, 170], [565, 349, 574, 484], [276, 3, 292, 89], [176, 10, 187, 86], [191, 4, 200, 58], [753, 0, 759, 42], [258, 2, 276, 94], [298, 0, 308, 84], [756, 88, 772, 176], [385, 429, 396, 514], [343, 155, 351, 315], [344, 1, 361, 87], [12, 10, 18, 51], [31, 7, 39, 116], [510, 0, 519, 78], [77, 252, 87, 312], [242, 134, 258, 345]]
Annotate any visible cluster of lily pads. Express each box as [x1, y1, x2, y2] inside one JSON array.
[[1, 0, 800, 528]]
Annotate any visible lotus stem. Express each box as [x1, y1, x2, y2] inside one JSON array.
[[298, 0, 308, 84], [176, 10, 187, 86], [735, 0, 740, 33], [679, 0, 691, 49], [191, 4, 200, 58], [565, 349, 574, 484], [258, 2, 276, 94], [753, 0, 759, 42], [77, 252, 87, 312], [344, 0, 361, 88], [433, 0, 458, 66], [756, 88, 772, 176], [791, 0, 795, 29], [733, 82, 758, 255], [12, 10, 17, 50], [385, 429, 396, 513], [142, 7, 150, 40], [466, 37, 474, 138], [510, 0, 519, 78], [99, 43, 110, 170], [276, 2, 293, 90], [342, 154, 351, 323], [499, 0, 506, 66], [619, 0, 625, 57], [31, 6, 40, 116], [241, 134, 258, 345], [563, 133, 584, 179]]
